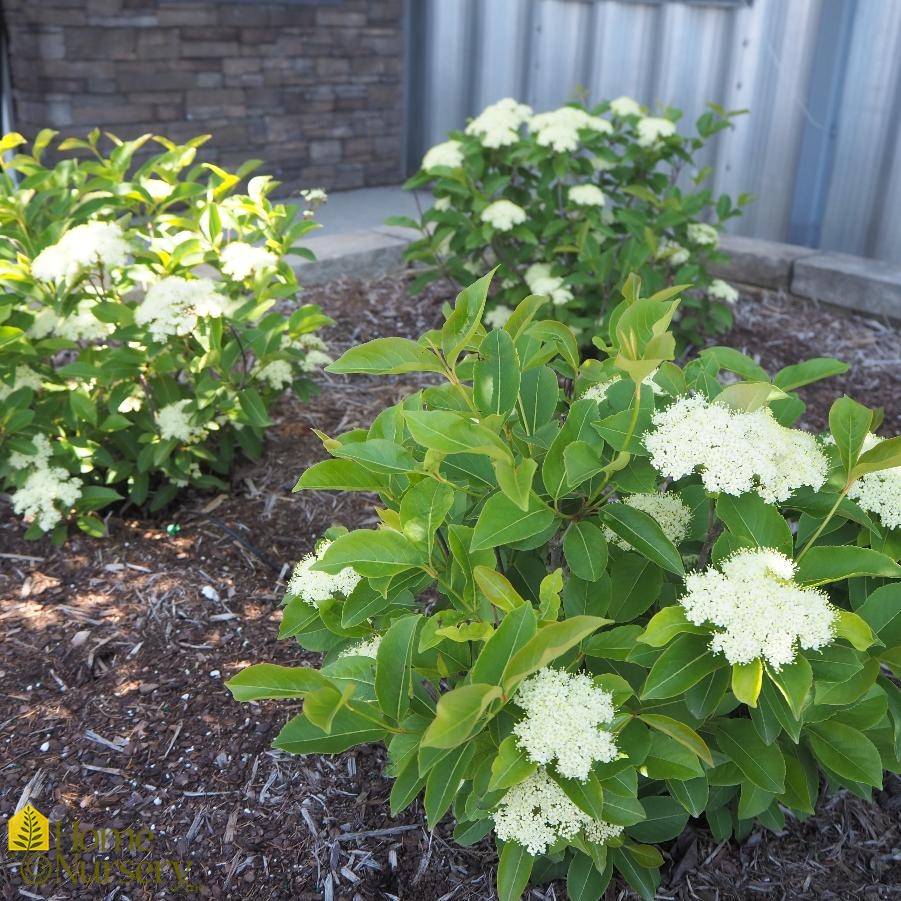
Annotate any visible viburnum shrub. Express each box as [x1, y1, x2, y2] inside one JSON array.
[[0, 129, 332, 541], [229, 272, 901, 900], [394, 96, 750, 346]]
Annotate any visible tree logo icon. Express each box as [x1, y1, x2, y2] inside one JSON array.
[[7, 805, 49, 852]]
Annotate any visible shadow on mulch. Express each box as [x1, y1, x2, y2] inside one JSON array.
[[1, 276, 900, 900]]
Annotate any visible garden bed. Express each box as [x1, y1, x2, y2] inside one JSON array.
[[2, 275, 900, 900]]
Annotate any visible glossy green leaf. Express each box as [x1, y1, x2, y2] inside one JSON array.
[[563, 520, 609, 582], [225, 663, 332, 701], [471, 491, 556, 551], [715, 720, 785, 794], [806, 722, 883, 787], [420, 683, 502, 749], [327, 337, 445, 375], [497, 840, 534, 901], [600, 504, 684, 576], [317, 528, 426, 577], [796, 546, 901, 585], [474, 328, 521, 416], [375, 614, 421, 721], [828, 395, 872, 478], [641, 634, 723, 700]]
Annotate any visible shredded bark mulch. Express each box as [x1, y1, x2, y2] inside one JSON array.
[[2, 275, 900, 900]]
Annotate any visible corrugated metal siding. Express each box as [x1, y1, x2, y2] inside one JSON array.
[[409, 0, 901, 264]]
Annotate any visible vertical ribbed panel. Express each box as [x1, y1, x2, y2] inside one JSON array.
[[820, 2, 901, 258], [411, 0, 901, 263]]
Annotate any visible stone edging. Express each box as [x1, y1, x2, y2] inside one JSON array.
[[295, 227, 901, 320]]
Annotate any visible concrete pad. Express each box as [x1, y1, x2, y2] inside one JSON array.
[[792, 251, 901, 318], [711, 234, 816, 290], [292, 229, 410, 286]]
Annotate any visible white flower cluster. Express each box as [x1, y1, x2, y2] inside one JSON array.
[[707, 279, 739, 304], [847, 433, 901, 529], [568, 184, 606, 208], [610, 96, 643, 118], [301, 188, 328, 207], [421, 140, 465, 172], [135, 276, 226, 342], [687, 222, 719, 247], [31, 221, 129, 283], [285, 333, 334, 372], [512, 668, 617, 781], [636, 116, 677, 148], [220, 241, 277, 281], [656, 238, 690, 267], [680, 548, 836, 668], [9, 435, 83, 532], [254, 359, 294, 390], [581, 371, 663, 403], [605, 492, 692, 549], [484, 305, 514, 329], [525, 263, 573, 306], [0, 365, 43, 402], [528, 106, 612, 153], [643, 394, 828, 502], [465, 97, 533, 148], [338, 635, 382, 659], [155, 399, 208, 444], [54, 299, 114, 342], [287, 539, 362, 606], [493, 769, 623, 856], [481, 200, 527, 232]]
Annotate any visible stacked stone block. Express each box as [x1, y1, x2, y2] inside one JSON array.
[[0, 0, 405, 191]]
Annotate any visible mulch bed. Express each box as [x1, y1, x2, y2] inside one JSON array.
[[2, 275, 900, 901]]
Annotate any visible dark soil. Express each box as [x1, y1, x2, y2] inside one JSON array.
[[2, 276, 900, 901]]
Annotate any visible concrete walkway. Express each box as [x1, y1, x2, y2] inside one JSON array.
[[296, 184, 430, 286]]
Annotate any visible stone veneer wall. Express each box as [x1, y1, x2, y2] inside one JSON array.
[[0, 0, 405, 192]]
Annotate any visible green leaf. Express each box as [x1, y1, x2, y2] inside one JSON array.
[[715, 493, 793, 556], [563, 521, 609, 582], [773, 357, 848, 392], [732, 659, 764, 707], [493, 457, 538, 512], [563, 441, 606, 487], [795, 546, 901, 585], [853, 435, 901, 478], [567, 852, 611, 901], [471, 491, 556, 551], [714, 381, 786, 412], [516, 366, 559, 436], [333, 439, 418, 475], [856, 584, 901, 648], [715, 720, 785, 794], [555, 771, 606, 821], [667, 775, 709, 817], [225, 663, 332, 701], [317, 528, 426, 577], [641, 634, 723, 700], [701, 346, 769, 382], [497, 841, 534, 901], [542, 398, 596, 498], [639, 606, 706, 647], [806, 722, 883, 787], [295, 459, 389, 492], [627, 795, 690, 843], [638, 714, 713, 766], [328, 337, 444, 375], [425, 742, 476, 828], [473, 566, 527, 613], [474, 328, 520, 416], [600, 504, 684, 576], [610, 846, 661, 901], [405, 410, 511, 461], [488, 735, 537, 791], [420, 683, 502, 749], [471, 603, 538, 685], [607, 553, 663, 621], [833, 609, 878, 652], [274, 708, 387, 754], [400, 478, 454, 556], [828, 395, 872, 478], [502, 616, 611, 693], [442, 270, 494, 365], [766, 656, 813, 719], [375, 614, 421, 721], [238, 387, 271, 428]]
